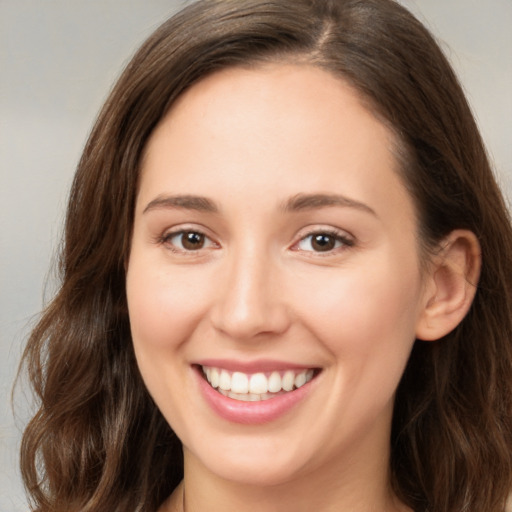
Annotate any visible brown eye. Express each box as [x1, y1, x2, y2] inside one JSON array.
[[296, 231, 353, 253], [311, 234, 336, 252], [164, 230, 215, 252], [181, 231, 205, 250]]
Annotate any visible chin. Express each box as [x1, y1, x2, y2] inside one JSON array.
[[209, 461, 306, 488], [187, 440, 314, 488]]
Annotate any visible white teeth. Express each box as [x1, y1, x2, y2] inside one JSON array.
[[268, 371, 282, 393], [231, 372, 249, 394], [210, 368, 220, 388], [202, 366, 316, 401], [294, 371, 307, 388], [282, 370, 295, 391], [219, 370, 231, 391], [249, 373, 268, 394], [226, 391, 276, 402]]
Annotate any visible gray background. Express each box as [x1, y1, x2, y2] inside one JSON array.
[[1, 1, 511, 510]]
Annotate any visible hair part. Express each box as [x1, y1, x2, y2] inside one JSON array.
[[19, 1, 512, 510]]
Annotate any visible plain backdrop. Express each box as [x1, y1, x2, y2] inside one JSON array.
[[1, 1, 511, 510]]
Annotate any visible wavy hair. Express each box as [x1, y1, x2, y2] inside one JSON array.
[[19, 0, 512, 510]]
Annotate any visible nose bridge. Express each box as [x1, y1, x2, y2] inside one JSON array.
[[211, 240, 289, 339]]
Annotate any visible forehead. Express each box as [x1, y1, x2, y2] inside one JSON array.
[[150, 63, 393, 156], [138, 63, 411, 224]]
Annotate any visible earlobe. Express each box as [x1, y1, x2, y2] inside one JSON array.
[[415, 230, 481, 341]]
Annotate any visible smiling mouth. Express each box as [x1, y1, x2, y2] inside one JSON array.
[[200, 366, 318, 402]]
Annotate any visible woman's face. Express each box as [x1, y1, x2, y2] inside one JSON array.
[[127, 64, 430, 486]]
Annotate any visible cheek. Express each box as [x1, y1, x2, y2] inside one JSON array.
[[292, 255, 423, 437], [125, 254, 215, 429], [126, 254, 213, 354], [293, 253, 422, 371]]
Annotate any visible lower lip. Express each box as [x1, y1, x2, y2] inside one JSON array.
[[195, 368, 315, 425]]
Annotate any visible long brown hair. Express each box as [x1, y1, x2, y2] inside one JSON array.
[[19, 1, 512, 510]]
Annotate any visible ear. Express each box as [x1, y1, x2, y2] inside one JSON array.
[[416, 229, 481, 341]]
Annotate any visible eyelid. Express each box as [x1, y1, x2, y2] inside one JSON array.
[[154, 223, 355, 256], [157, 224, 220, 254], [290, 226, 355, 254]]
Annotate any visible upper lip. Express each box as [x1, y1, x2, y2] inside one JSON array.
[[195, 358, 319, 374]]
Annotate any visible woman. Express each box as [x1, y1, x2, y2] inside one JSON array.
[[20, 0, 512, 511]]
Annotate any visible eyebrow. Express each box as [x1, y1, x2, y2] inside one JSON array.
[[142, 192, 376, 216], [143, 194, 219, 214], [282, 193, 377, 216]]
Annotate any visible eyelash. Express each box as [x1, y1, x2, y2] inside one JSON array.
[[157, 227, 355, 255], [158, 229, 217, 254], [292, 229, 355, 255]]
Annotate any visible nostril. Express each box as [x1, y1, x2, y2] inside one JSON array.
[[210, 302, 290, 340]]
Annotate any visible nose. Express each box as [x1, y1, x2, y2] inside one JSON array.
[[210, 247, 291, 341]]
